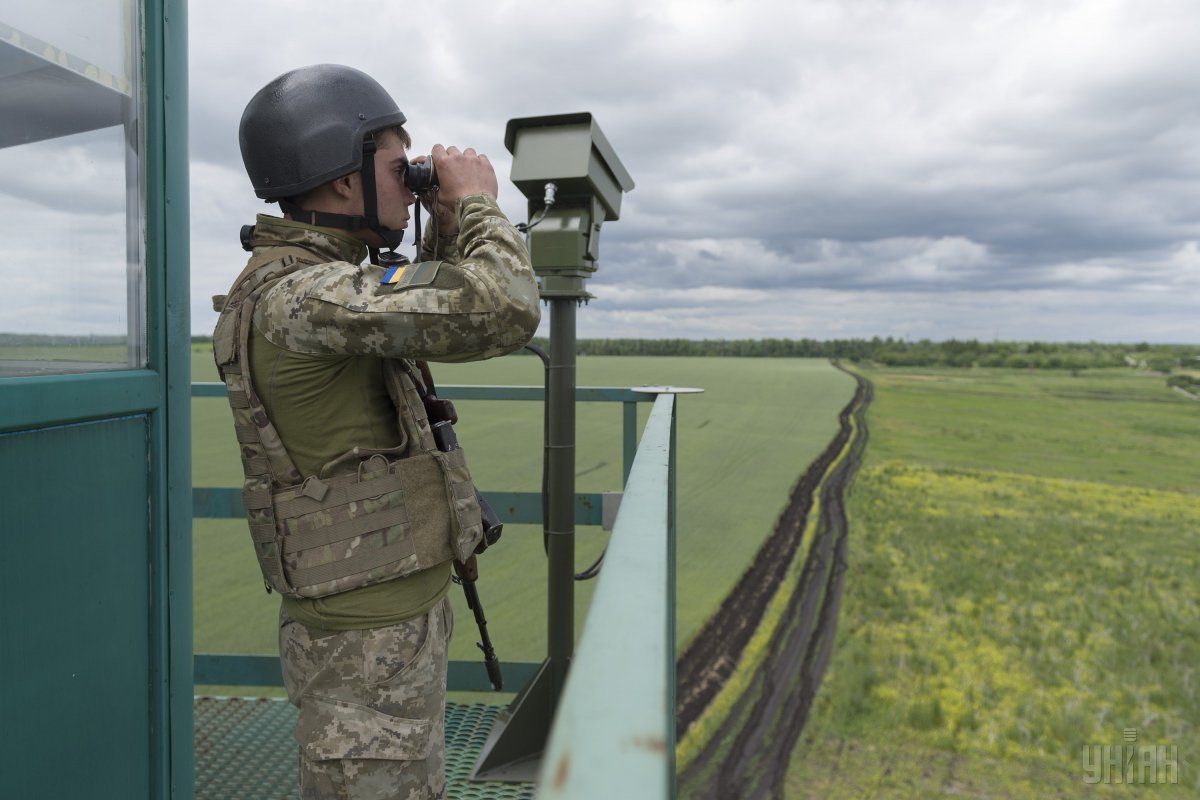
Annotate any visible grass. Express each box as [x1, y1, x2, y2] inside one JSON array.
[[868, 367, 1198, 492], [787, 366, 1199, 798], [190, 350, 857, 694]]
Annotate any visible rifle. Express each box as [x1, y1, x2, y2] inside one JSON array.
[[453, 556, 503, 691], [415, 362, 504, 550], [413, 360, 504, 690]]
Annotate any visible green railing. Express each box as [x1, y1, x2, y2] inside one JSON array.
[[535, 392, 677, 799], [190, 381, 654, 693]]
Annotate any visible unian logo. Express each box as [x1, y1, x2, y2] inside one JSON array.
[[1082, 729, 1178, 785]]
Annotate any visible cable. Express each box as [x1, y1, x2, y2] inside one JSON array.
[[574, 546, 605, 581], [516, 182, 558, 233]]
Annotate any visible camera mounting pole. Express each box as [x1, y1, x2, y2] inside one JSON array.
[[471, 113, 634, 782]]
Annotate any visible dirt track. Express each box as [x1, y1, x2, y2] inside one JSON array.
[[677, 362, 872, 799]]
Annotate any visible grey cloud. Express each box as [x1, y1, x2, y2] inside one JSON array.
[[0, 127, 132, 215], [176, 0, 1200, 341], [0, 196, 132, 334]]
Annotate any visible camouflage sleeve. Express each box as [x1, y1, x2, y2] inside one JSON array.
[[254, 195, 541, 362], [419, 213, 460, 263]]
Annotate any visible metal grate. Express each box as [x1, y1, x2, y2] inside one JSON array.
[[195, 696, 534, 800]]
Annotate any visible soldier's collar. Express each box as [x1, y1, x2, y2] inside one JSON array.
[[250, 214, 369, 265]]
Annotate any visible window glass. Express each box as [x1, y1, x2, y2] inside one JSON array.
[[0, 2, 144, 377]]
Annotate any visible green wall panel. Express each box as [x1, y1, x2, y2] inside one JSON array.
[[0, 416, 151, 798]]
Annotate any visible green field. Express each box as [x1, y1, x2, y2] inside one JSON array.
[[868, 368, 1197, 492], [788, 367, 1199, 797], [190, 351, 856, 693]]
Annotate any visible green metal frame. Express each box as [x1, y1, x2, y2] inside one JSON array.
[[0, 371, 161, 431], [193, 487, 611, 526], [535, 393, 677, 799], [0, 3, 191, 797], [145, 1, 193, 796], [191, 381, 651, 403], [191, 380, 653, 694], [192, 378, 681, 798]]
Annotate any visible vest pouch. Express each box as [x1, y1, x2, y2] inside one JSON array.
[[212, 305, 238, 367], [269, 453, 458, 599], [243, 474, 291, 596], [434, 447, 485, 563]]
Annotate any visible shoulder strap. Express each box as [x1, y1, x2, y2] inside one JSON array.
[[384, 360, 439, 454], [233, 283, 304, 485], [215, 249, 321, 487]]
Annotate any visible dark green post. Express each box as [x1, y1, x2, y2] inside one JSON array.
[[472, 113, 634, 782], [546, 298, 577, 679]]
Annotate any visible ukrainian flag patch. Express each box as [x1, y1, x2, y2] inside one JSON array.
[[381, 265, 409, 285], [378, 260, 443, 293]]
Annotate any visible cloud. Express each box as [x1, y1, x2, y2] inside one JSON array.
[[177, 0, 1200, 341], [0, 128, 131, 215], [3, 0, 1198, 341], [0, 195, 132, 335]]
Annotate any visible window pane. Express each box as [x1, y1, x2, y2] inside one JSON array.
[[0, 3, 144, 377]]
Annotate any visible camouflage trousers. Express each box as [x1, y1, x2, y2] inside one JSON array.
[[279, 595, 453, 800]]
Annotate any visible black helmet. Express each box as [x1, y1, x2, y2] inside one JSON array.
[[238, 64, 412, 261], [239, 64, 406, 200]]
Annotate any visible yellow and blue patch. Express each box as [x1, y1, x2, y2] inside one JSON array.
[[378, 260, 443, 292], [381, 264, 409, 285]]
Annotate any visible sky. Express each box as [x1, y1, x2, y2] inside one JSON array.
[[3, 0, 1199, 342]]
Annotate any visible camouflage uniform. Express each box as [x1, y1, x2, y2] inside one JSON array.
[[224, 193, 539, 798], [253, 198, 541, 363], [280, 596, 454, 799]]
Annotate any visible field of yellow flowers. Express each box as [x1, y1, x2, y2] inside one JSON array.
[[789, 367, 1198, 798]]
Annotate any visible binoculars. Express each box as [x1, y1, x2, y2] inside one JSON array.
[[404, 158, 437, 195]]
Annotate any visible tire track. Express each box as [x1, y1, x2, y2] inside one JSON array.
[[677, 362, 872, 799]]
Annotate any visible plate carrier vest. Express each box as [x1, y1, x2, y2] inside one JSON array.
[[211, 246, 485, 599]]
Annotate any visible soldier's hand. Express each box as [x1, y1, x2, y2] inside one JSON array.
[[432, 144, 499, 205]]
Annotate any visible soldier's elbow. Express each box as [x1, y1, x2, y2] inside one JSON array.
[[516, 299, 542, 342], [488, 300, 541, 356]]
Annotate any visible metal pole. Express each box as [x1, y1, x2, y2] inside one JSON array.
[[547, 297, 576, 688], [469, 296, 579, 781]]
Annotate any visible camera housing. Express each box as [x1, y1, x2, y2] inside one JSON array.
[[504, 113, 634, 297]]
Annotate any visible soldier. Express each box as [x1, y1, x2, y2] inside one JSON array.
[[212, 64, 541, 799]]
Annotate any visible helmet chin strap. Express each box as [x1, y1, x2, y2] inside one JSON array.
[[278, 137, 408, 266], [358, 139, 406, 263]]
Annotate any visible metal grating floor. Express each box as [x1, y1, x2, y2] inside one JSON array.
[[195, 696, 534, 800]]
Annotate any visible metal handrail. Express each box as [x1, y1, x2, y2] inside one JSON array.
[[190, 381, 650, 486], [189, 381, 657, 693], [535, 392, 677, 799], [191, 381, 683, 794], [190, 381, 651, 402]]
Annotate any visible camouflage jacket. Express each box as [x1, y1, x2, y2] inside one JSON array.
[[212, 194, 540, 605], [252, 193, 541, 362]]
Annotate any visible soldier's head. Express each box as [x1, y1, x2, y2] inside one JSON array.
[[239, 64, 415, 249]]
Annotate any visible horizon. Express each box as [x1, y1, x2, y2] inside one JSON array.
[[4, 331, 1199, 347]]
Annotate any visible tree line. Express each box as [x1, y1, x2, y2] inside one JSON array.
[[186, 334, 1197, 372], [523, 337, 1196, 371]]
